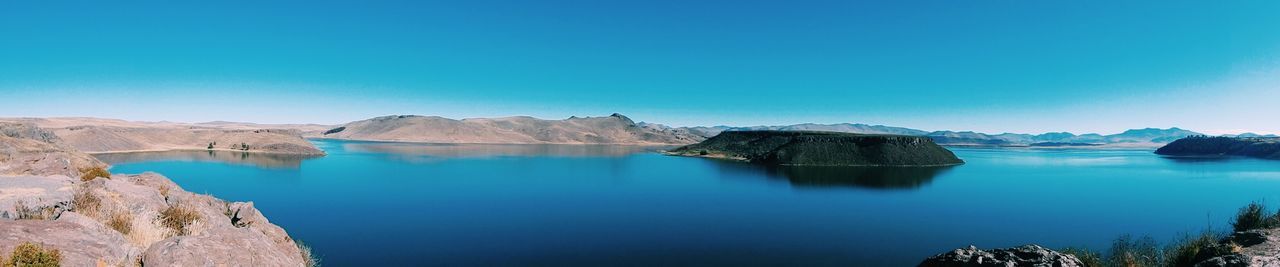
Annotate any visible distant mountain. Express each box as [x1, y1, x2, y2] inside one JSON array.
[[679, 123, 1204, 147], [318, 113, 704, 145]]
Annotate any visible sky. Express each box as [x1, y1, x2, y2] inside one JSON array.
[[2, 1, 1279, 135]]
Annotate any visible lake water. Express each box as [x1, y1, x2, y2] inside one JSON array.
[[100, 140, 1280, 266]]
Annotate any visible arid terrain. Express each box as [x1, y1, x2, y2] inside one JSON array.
[[315, 113, 704, 145]]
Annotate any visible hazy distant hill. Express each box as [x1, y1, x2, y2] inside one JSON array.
[[680, 123, 1204, 147], [318, 113, 704, 145]]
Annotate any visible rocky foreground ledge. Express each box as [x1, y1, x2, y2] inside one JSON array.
[[666, 131, 964, 166], [921, 228, 1280, 267], [1, 122, 312, 266]]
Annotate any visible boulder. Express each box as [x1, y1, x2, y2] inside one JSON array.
[[919, 245, 1085, 267]]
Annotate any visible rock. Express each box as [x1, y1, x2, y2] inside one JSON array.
[[0, 213, 139, 266], [1197, 228, 1280, 266], [143, 226, 305, 267], [0, 175, 75, 219], [919, 245, 1085, 267], [0, 134, 107, 178]]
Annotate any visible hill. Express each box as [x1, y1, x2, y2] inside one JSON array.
[[317, 113, 703, 145], [681, 123, 1203, 147], [0, 118, 325, 155], [1155, 136, 1280, 160], [666, 131, 963, 166]]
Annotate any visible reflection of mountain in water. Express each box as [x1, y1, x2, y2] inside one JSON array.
[[340, 142, 667, 161], [710, 160, 954, 190], [94, 150, 320, 169]]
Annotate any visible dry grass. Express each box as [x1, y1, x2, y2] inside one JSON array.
[[297, 241, 320, 267], [159, 205, 200, 236], [158, 184, 171, 200], [13, 201, 56, 220], [107, 212, 133, 235], [5, 242, 62, 267], [71, 187, 101, 218], [79, 166, 111, 182]]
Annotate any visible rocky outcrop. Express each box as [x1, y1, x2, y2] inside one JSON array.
[[0, 125, 311, 266], [919, 245, 1085, 267], [319, 113, 704, 145], [0, 123, 108, 177], [1155, 136, 1280, 160], [1197, 228, 1280, 266], [666, 131, 964, 166]]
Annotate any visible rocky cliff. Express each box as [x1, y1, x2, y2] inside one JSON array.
[[666, 131, 964, 166], [918, 245, 1085, 267], [0, 124, 312, 266], [318, 113, 704, 145], [1155, 136, 1280, 160]]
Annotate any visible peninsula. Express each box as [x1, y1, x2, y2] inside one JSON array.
[[665, 131, 964, 166]]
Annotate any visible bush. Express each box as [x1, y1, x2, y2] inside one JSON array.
[[1164, 231, 1233, 267], [1232, 201, 1278, 232], [79, 166, 111, 182], [159, 205, 200, 236], [297, 241, 320, 267], [71, 187, 101, 217], [1107, 234, 1162, 267], [1060, 247, 1102, 267], [5, 242, 61, 267], [108, 212, 133, 235], [13, 201, 55, 220]]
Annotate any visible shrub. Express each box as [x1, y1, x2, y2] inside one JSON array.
[[1060, 247, 1102, 267], [1232, 201, 1277, 232], [71, 187, 101, 217], [13, 201, 55, 220], [79, 166, 111, 182], [1164, 231, 1233, 267], [159, 205, 200, 236], [1107, 234, 1161, 267], [297, 241, 320, 267], [108, 212, 133, 235], [5, 242, 61, 267]]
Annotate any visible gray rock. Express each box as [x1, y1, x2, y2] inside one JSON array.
[[919, 245, 1085, 267], [1198, 229, 1280, 267]]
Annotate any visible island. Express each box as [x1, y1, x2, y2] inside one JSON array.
[[1155, 136, 1280, 160], [664, 131, 964, 166]]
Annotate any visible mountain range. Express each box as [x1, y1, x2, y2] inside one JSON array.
[[678, 123, 1208, 147]]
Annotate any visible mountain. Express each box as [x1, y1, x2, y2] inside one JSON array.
[[679, 123, 1204, 147], [318, 113, 704, 145], [666, 131, 963, 166]]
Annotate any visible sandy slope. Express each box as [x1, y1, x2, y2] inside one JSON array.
[[317, 113, 705, 145], [1, 118, 325, 155]]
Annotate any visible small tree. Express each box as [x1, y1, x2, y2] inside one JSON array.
[[207, 143, 214, 149]]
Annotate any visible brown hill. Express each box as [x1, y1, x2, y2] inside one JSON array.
[[318, 113, 703, 145]]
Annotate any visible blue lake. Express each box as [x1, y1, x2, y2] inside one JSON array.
[[99, 140, 1280, 266]]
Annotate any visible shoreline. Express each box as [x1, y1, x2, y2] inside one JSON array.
[[306, 137, 692, 147], [87, 148, 327, 156]]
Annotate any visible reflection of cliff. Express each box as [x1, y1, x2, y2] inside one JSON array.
[[341, 142, 666, 160], [94, 150, 320, 169], [710, 160, 954, 190]]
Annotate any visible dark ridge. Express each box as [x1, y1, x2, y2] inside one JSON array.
[[1155, 136, 1280, 160], [323, 126, 347, 135], [667, 131, 964, 167]]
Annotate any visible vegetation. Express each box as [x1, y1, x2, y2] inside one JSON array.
[[323, 126, 346, 135], [71, 186, 101, 217], [107, 212, 133, 235], [1059, 202, 1279, 267], [79, 166, 111, 182], [4, 242, 62, 267], [1232, 201, 1279, 232], [207, 142, 214, 149], [159, 205, 201, 236], [297, 241, 320, 267], [12, 201, 56, 220]]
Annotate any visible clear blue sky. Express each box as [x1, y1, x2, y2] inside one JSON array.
[[2, 1, 1278, 134]]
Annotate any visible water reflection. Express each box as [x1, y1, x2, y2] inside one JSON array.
[[710, 160, 955, 190], [94, 150, 320, 169], [339, 141, 668, 162]]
